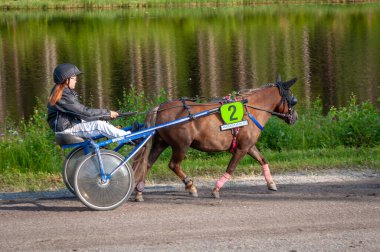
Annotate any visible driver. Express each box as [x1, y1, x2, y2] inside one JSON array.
[[47, 63, 130, 139]]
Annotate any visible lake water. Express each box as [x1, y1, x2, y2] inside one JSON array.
[[0, 4, 379, 124]]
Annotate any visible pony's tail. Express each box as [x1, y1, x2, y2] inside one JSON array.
[[131, 106, 159, 190]]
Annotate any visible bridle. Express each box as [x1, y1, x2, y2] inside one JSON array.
[[274, 82, 298, 119], [244, 83, 297, 121]]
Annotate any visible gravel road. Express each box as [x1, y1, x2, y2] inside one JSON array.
[[0, 169, 379, 251]]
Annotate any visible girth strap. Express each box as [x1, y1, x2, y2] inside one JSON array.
[[230, 127, 240, 153]]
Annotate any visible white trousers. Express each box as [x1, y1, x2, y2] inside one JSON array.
[[61, 120, 131, 139]]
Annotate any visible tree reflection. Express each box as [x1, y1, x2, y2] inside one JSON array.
[[0, 6, 379, 122]]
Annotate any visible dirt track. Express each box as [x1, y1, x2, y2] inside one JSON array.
[[0, 170, 379, 251]]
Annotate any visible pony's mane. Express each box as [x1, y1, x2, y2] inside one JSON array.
[[237, 83, 276, 96]]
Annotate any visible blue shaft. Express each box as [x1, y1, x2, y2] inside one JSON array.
[[102, 107, 219, 146], [107, 131, 155, 179]]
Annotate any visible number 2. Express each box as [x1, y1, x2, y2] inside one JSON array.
[[228, 105, 238, 121]]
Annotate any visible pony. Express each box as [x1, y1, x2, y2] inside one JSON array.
[[132, 77, 298, 201]]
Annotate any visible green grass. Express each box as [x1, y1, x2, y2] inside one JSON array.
[[146, 145, 380, 180], [0, 170, 63, 192], [1, 146, 378, 192], [0, 92, 379, 192]]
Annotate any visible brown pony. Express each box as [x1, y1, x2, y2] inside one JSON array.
[[132, 78, 298, 201]]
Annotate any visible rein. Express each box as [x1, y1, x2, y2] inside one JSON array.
[[156, 102, 219, 113], [245, 104, 290, 119]]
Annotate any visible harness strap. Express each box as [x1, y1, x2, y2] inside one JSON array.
[[180, 98, 194, 119], [223, 94, 232, 103], [230, 127, 240, 153]]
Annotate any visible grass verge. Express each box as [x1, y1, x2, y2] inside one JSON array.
[[1, 146, 378, 192]]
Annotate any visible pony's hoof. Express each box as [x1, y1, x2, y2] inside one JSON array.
[[188, 185, 198, 197], [267, 182, 277, 191], [212, 188, 220, 199], [135, 192, 144, 202]]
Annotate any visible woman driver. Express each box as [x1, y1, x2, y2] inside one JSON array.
[[47, 63, 130, 139]]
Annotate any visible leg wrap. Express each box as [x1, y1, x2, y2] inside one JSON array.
[[262, 164, 272, 182], [215, 173, 231, 189]]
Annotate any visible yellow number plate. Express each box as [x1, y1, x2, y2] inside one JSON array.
[[220, 102, 244, 124]]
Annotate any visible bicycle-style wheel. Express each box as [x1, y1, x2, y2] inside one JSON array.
[[74, 149, 134, 211], [62, 146, 91, 194]]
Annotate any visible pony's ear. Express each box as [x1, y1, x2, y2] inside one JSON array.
[[283, 77, 298, 89]]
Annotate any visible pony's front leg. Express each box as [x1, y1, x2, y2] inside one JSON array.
[[212, 173, 231, 199], [212, 149, 246, 198], [248, 146, 277, 191]]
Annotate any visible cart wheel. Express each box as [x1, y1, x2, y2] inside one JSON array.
[[62, 146, 91, 194], [74, 149, 134, 211]]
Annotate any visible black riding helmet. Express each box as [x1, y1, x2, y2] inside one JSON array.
[[53, 63, 83, 84]]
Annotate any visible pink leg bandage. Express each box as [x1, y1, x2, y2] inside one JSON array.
[[262, 164, 272, 183], [215, 173, 231, 189]]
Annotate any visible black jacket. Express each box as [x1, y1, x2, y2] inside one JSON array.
[[47, 87, 110, 132]]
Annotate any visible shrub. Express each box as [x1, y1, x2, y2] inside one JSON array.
[[0, 100, 62, 173], [329, 96, 379, 147], [258, 96, 379, 150]]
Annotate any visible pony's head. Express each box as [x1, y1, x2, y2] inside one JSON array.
[[274, 77, 298, 124]]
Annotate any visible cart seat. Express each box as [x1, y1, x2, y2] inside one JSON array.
[[55, 133, 85, 146]]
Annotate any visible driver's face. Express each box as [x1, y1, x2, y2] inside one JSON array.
[[68, 76, 77, 89]]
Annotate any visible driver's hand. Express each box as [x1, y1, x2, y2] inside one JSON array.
[[110, 110, 119, 119]]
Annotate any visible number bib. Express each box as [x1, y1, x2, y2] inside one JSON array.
[[220, 102, 248, 130]]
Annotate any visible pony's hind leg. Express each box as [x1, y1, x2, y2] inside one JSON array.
[[169, 147, 198, 197], [134, 136, 169, 202], [248, 146, 277, 191]]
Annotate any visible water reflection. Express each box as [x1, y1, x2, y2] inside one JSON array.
[[302, 26, 311, 106], [0, 5, 379, 124]]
